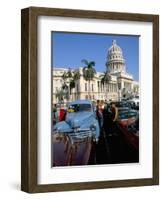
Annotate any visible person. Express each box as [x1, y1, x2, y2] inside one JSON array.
[[111, 103, 118, 122], [96, 103, 103, 129], [110, 103, 118, 135], [59, 105, 67, 121]]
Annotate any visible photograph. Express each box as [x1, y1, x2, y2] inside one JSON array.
[[21, 7, 159, 193], [52, 32, 139, 167]]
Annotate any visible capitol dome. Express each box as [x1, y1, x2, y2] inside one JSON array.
[[106, 40, 126, 73]]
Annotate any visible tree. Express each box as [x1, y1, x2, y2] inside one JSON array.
[[69, 79, 75, 95], [100, 71, 111, 93], [61, 68, 81, 100], [61, 69, 72, 100], [82, 59, 96, 99], [67, 68, 74, 95], [69, 70, 81, 94], [55, 88, 68, 103], [62, 71, 68, 81], [73, 70, 81, 81], [67, 68, 73, 79]]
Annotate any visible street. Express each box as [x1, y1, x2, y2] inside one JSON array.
[[88, 126, 139, 165]]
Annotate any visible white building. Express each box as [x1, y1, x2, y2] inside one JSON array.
[[53, 40, 139, 104]]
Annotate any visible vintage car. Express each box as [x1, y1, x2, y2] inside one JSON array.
[[117, 109, 139, 151], [52, 100, 100, 166]]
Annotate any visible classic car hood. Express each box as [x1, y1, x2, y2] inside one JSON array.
[[66, 111, 93, 128]]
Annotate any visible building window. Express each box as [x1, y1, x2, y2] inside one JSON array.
[[85, 83, 87, 91], [97, 81, 100, 92], [85, 95, 88, 99], [92, 84, 94, 91]]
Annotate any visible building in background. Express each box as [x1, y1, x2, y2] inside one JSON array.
[[53, 40, 139, 105]]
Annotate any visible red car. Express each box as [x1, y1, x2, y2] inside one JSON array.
[[117, 110, 139, 151], [52, 133, 93, 166]]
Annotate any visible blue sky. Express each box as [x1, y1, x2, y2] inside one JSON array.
[[52, 32, 139, 81]]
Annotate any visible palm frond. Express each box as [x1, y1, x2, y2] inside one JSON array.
[[81, 59, 89, 65], [73, 70, 80, 80], [88, 61, 95, 67]]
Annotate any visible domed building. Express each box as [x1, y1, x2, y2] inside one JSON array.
[[105, 40, 135, 100], [52, 40, 139, 104], [106, 40, 126, 73]]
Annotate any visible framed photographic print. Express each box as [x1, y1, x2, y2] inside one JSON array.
[[21, 7, 159, 193]]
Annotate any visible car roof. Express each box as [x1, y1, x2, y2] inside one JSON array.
[[69, 99, 92, 105]]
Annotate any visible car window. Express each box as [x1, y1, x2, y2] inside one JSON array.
[[128, 111, 137, 118], [118, 112, 128, 119], [68, 104, 92, 112]]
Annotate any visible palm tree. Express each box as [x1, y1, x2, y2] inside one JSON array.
[[61, 68, 81, 101], [100, 71, 111, 92], [69, 79, 75, 95], [62, 71, 68, 81], [67, 68, 73, 79], [66, 68, 73, 98], [55, 88, 68, 103], [82, 59, 96, 99], [73, 70, 81, 81], [61, 68, 73, 101], [69, 70, 81, 94], [69, 69, 81, 99]]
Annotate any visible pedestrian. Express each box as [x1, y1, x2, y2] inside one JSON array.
[[111, 103, 118, 122], [110, 103, 118, 135], [59, 105, 67, 121], [96, 103, 104, 129]]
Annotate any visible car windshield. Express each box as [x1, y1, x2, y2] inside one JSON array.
[[118, 111, 128, 119], [118, 110, 137, 119], [68, 104, 92, 112]]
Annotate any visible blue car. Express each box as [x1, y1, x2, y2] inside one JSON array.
[[53, 99, 100, 142]]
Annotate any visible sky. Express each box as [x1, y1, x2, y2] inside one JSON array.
[[52, 32, 139, 81]]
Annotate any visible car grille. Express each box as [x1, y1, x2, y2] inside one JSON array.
[[53, 129, 94, 143]]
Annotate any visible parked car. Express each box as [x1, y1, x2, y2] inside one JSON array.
[[127, 100, 139, 110], [52, 99, 100, 166], [117, 109, 139, 151]]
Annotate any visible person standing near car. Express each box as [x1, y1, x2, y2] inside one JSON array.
[[110, 103, 118, 135], [96, 103, 104, 129], [59, 104, 67, 121], [111, 103, 118, 122]]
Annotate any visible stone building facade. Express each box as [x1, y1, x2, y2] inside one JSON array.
[[53, 40, 139, 105]]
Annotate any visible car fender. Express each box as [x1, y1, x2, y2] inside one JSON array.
[[53, 121, 72, 133]]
